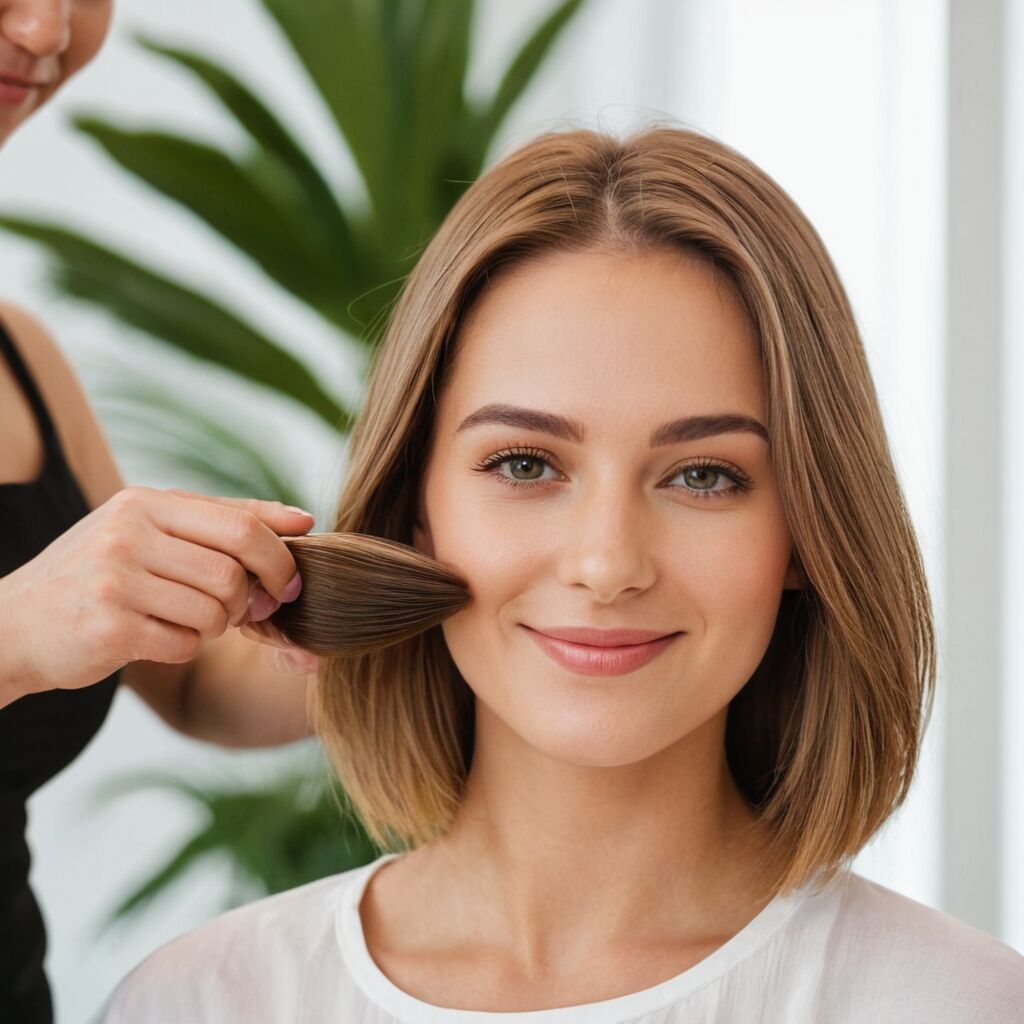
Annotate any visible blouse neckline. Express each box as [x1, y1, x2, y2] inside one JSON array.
[[335, 851, 823, 1023]]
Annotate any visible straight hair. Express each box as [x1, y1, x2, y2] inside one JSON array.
[[270, 122, 936, 898]]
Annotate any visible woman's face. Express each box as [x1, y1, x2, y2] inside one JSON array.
[[0, 0, 112, 145], [414, 247, 802, 768]]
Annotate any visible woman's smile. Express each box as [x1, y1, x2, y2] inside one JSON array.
[[520, 623, 684, 677]]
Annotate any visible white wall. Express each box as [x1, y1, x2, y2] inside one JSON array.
[[1, 0, 1010, 1021], [1004, 0, 1024, 952]]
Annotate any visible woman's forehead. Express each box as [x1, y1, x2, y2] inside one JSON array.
[[441, 250, 764, 425]]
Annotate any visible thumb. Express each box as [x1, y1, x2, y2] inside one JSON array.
[[165, 488, 315, 535]]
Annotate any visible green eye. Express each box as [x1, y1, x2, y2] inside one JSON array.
[[505, 455, 547, 481], [473, 447, 555, 488], [472, 447, 752, 500], [665, 458, 750, 499], [673, 462, 734, 495]]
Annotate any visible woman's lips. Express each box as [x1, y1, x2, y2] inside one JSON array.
[[522, 625, 682, 677], [0, 77, 42, 105]]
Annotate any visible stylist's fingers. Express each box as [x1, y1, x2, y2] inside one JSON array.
[[121, 611, 205, 665], [129, 571, 231, 643], [166, 489, 315, 536], [157, 489, 313, 601], [240, 577, 284, 626], [144, 535, 253, 626]]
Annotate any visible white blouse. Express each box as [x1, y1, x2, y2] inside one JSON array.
[[95, 850, 1024, 1022]]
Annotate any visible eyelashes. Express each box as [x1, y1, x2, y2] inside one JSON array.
[[471, 446, 753, 501]]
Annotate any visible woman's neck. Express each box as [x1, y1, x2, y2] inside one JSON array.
[[397, 701, 775, 967]]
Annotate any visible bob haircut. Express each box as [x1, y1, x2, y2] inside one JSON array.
[[319, 122, 936, 897]]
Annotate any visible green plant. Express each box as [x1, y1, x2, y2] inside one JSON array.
[[0, 0, 588, 921], [90, 753, 381, 933], [0, 0, 587, 502]]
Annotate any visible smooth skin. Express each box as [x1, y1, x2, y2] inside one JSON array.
[[0, 1, 318, 742], [360, 248, 804, 1010]]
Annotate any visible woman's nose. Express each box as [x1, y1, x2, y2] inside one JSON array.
[[1, 0, 71, 58], [556, 482, 657, 603]]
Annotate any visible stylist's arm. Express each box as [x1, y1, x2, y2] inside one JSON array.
[[0, 301, 319, 745], [0, 485, 319, 744]]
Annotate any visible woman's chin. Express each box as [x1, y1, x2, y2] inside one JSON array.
[[503, 709, 678, 769], [535, 736, 667, 769]]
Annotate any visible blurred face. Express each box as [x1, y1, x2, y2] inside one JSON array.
[[0, 0, 112, 145], [413, 248, 803, 768]]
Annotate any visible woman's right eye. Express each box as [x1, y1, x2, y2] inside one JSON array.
[[471, 447, 560, 489]]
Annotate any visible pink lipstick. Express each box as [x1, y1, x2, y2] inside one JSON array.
[[522, 625, 682, 677], [0, 73, 46, 105]]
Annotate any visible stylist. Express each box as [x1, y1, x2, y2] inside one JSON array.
[[0, 3, 319, 1022]]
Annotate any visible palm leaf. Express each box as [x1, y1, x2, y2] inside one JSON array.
[[132, 36, 369, 311], [257, 0, 394, 234], [128, 37, 370, 323], [0, 216, 350, 430], [482, 0, 586, 145], [91, 766, 382, 933], [393, 0, 475, 239], [72, 119, 347, 321]]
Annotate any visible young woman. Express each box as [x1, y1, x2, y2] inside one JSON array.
[[98, 125, 1024, 1020], [0, 4, 318, 1021]]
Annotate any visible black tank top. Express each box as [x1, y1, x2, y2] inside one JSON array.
[[0, 318, 120, 1024]]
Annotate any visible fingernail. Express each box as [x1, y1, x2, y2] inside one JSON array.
[[284, 505, 314, 519], [281, 571, 302, 603], [249, 587, 280, 623]]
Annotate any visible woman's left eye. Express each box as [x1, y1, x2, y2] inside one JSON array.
[[471, 447, 752, 500]]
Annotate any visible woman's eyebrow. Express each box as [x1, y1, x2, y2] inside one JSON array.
[[454, 403, 769, 446]]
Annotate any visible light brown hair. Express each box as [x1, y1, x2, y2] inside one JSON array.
[[274, 532, 470, 657], [273, 122, 936, 897]]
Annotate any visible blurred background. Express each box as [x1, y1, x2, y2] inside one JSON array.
[[0, 0, 1019, 1019]]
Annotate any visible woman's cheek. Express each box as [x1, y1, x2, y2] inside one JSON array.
[[434, 484, 550, 579], [434, 505, 539, 659], [694, 526, 791, 674]]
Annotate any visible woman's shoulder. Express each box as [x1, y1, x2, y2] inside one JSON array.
[[95, 858, 379, 1023], [814, 871, 1024, 1019]]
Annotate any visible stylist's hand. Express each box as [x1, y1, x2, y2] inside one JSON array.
[[0, 485, 314, 699]]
